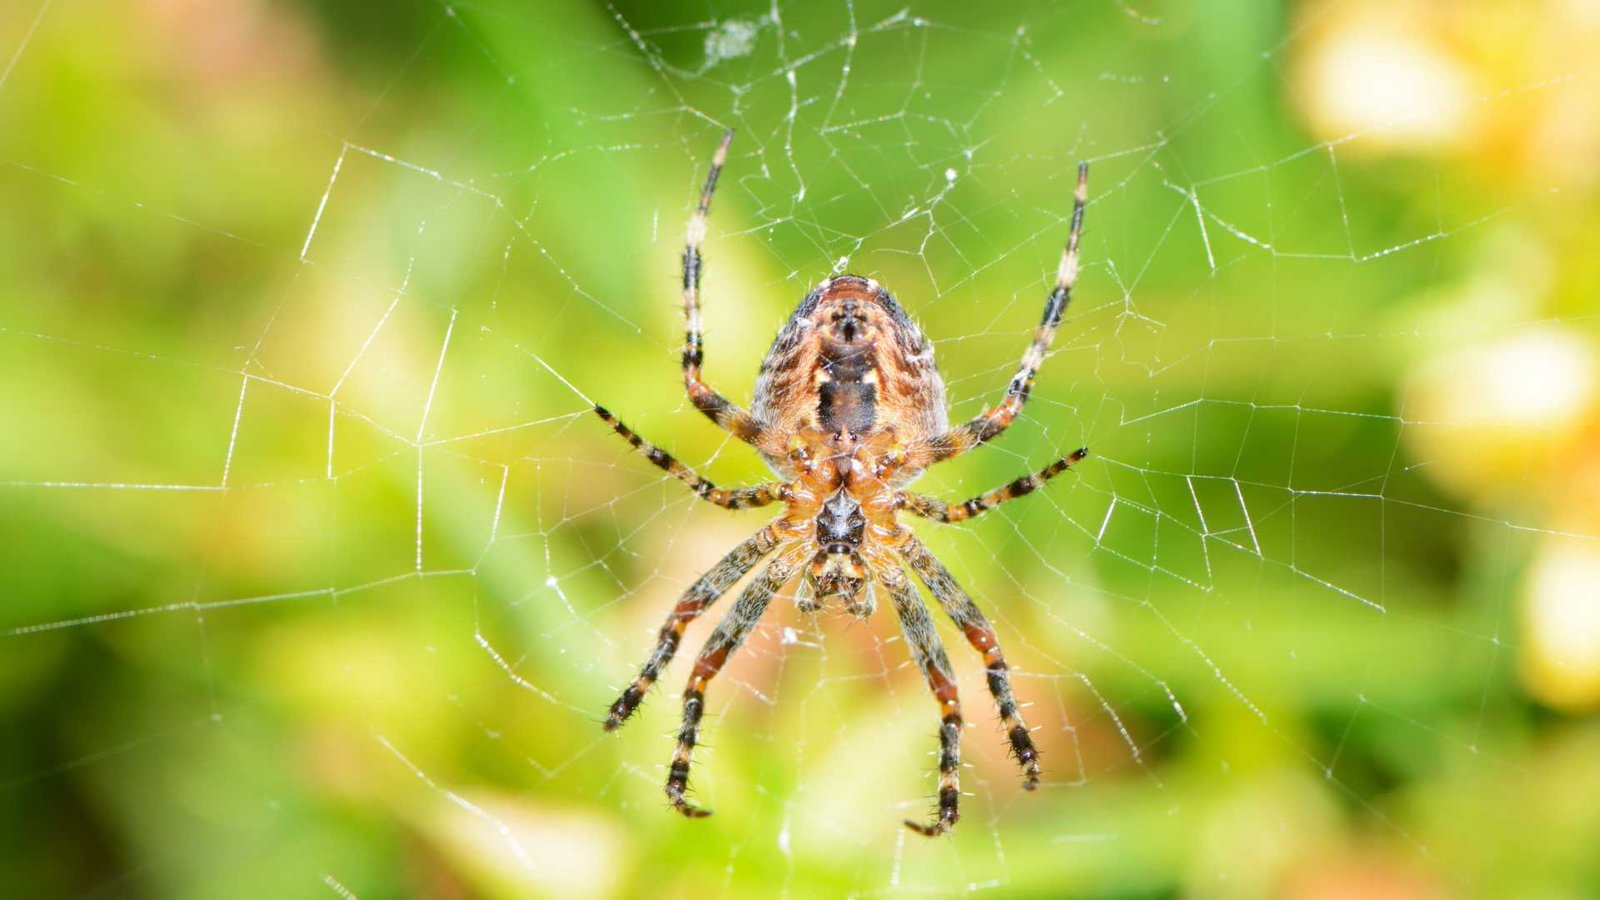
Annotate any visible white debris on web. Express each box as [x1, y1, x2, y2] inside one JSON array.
[[704, 18, 761, 68]]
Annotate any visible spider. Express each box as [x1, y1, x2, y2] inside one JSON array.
[[595, 129, 1088, 836]]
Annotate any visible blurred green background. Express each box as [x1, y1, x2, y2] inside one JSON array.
[[3, 0, 1599, 897]]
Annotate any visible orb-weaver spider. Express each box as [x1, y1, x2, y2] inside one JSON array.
[[596, 130, 1089, 836]]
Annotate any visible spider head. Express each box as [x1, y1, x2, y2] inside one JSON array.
[[801, 492, 873, 614], [809, 548, 866, 595], [803, 551, 873, 617]]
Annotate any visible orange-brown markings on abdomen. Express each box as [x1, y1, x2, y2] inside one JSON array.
[[755, 276, 945, 452], [815, 278, 880, 303]]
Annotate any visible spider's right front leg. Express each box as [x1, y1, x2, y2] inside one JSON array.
[[882, 566, 964, 836], [900, 533, 1043, 790], [604, 524, 779, 730], [680, 128, 770, 449]]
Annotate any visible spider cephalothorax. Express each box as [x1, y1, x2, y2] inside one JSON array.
[[806, 491, 870, 610], [594, 130, 1090, 836]]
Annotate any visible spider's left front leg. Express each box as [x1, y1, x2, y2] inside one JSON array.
[[898, 533, 1042, 790], [604, 524, 779, 731], [594, 406, 787, 510], [666, 546, 802, 817]]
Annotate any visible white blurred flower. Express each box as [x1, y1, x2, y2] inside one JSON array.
[[1404, 326, 1597, 502], [1296, 14, 1475, 151]]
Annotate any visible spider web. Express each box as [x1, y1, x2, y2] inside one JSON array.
[[2, 0, 1594, 896]]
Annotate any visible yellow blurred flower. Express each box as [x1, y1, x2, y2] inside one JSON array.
[[1299, 0, 1600, 714], [1405, 317, 1600, 712], [1404, 325, 1597, 504], [1292, 0, 1600, 187], [1294, 6, 1478, 153], [1520, 533, 1600, 711]]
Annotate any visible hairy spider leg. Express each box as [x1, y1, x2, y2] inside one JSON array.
[[910, 163, 1089, 466], [681, 129, 769, 447], [882, 567, 965, 837], [899, 447, 1088, 523], [666, 547, 804, 817], [593, 406, 787, 510], [900, 534, 1042, 788], [604, 525, 780, 730]]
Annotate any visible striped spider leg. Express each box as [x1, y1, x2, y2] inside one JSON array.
[[879, 564, 964, 836], [593, 406, 788, 511], [663, 544, 808, 817], [898, 533, 1043, 800], [904, 162, 1090, 469], [898, 448, 1089, 523], [679, 129, 776, 452], [602, 524, 782, 731]]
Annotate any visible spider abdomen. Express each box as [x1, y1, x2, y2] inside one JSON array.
[[751, 276, 949, 460]]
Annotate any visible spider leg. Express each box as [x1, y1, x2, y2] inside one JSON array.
[[908, 163, 1088, 468], [681, 129, 770, 448], [604, 525, 779, 730], [881, 566, 963, 837], [666, 547, 802, 817], [593, 406, 788, 510], [899, 448, 1087, 523], [898, 533, 1042, 788]]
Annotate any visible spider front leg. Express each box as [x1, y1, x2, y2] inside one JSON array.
[[899, 534, 1042, 789], [679, 129, 771, 449], [594, 406, 787, 509], [881, 567, 964, 836], [604, 525, 779, 730], [666, 547, 801, 817], [899, 448, 1088, 523], [909, 163, 1089, 467]]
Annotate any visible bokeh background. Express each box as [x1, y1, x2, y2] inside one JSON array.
[[3, 0, 1599, 897]]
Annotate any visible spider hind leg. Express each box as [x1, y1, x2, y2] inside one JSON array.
[[907, 162, 1090, 468]]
